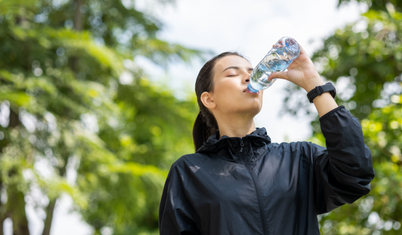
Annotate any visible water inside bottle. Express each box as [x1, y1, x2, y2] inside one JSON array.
[[248, 37, 300, 93], [248, 51, 290, 92]]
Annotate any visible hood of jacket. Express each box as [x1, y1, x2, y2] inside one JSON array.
[[196, 127, 271, 162]]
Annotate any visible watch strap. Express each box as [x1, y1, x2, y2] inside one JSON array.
[[307, 82, 336, 103]]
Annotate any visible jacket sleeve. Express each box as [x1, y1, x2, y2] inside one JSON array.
[[159, 163, 200, 235], [312, 106, 375, 214]]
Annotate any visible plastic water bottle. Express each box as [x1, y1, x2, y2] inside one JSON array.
[[248, 36, 300, 93]]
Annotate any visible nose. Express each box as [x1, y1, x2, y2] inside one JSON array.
[[243, 73, 251, 84]]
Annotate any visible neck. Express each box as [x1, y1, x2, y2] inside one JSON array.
[[215, 113, 256, 138]]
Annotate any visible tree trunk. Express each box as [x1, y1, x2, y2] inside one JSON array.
[[4, 6, 32, 235], [41, 199, 57, 235], [9, 108, 20, 128], [71, 0, 84, 72], [74, 0, 84, 31], [6, 108, 30, 235], [9, 190, 30, 235], [0, 178, 5, 235], [40, 154, 69, 235]]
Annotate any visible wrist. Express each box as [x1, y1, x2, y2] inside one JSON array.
[[303, 75, 325, 92], [313, 93, 339, 117]]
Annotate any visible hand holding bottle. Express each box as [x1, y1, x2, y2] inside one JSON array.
[[269, 45, 338, 117], [267, 46, 325, 93]]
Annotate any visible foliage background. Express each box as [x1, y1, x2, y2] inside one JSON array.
[[282, 0, 402, 234], [0, 0, 201, 234], [0, 0, 401, 235]]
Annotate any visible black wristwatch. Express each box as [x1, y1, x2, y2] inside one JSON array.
[[307, 82, 336, 103]]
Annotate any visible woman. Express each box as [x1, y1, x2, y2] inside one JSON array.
[[159, 46, 375, 235]]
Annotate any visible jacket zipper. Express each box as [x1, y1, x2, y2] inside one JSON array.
[[241, 139, 268, 235]]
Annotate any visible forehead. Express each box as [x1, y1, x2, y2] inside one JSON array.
[[214, 55, 252, 72]]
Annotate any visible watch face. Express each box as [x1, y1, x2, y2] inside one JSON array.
[[326, 82, 336, 96]]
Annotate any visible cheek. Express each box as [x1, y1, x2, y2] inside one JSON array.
[[213, 80, 237, 97]]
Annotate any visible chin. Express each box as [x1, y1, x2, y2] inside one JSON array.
[[223, 99, 262, 115], [250, 107, 262, 116], [244, 104, 262, 117], [251, 101, 263, 112]]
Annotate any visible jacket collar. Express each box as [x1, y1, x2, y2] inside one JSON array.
[[196, 127, 271, 155]]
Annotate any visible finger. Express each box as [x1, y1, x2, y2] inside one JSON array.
[[287, 45, 309, 68], [298, 45, 309, 57], [268, 71, 288, 81]]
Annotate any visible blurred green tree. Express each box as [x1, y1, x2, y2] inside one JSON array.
[[282, 0, 402, 234], [0, 0, 201, 234]]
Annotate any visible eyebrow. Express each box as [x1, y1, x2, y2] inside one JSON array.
[[222, 66, 254, 73]]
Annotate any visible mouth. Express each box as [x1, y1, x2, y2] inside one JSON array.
[[243, 87, 259, 94]]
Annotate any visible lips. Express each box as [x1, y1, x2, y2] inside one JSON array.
[[243, 87, 259, 94]]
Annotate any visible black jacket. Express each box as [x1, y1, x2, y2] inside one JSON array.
[[159, 106, 375, 235]]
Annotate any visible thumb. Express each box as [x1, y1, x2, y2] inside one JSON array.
[[268, 71, 288, 81]]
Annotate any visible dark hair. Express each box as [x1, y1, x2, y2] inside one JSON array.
[[193, 51, 246, 151]]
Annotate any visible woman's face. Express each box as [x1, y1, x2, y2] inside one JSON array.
[[208, 55, 263, 116]]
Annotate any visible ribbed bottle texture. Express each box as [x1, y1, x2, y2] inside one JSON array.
[[248, 37, 300, 93]]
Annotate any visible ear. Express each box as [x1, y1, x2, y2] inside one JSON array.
[[200, 91, 216, 109]]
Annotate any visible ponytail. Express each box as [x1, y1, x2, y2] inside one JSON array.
[[192, 113, 209, 151], [192, 111, 218, 151], [192, 52, 246, 151]]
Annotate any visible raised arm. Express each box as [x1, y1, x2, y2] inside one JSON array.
[[268, 45, 338, 117], [269, 44, 374, 213], [312, 106, 374, 213]]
